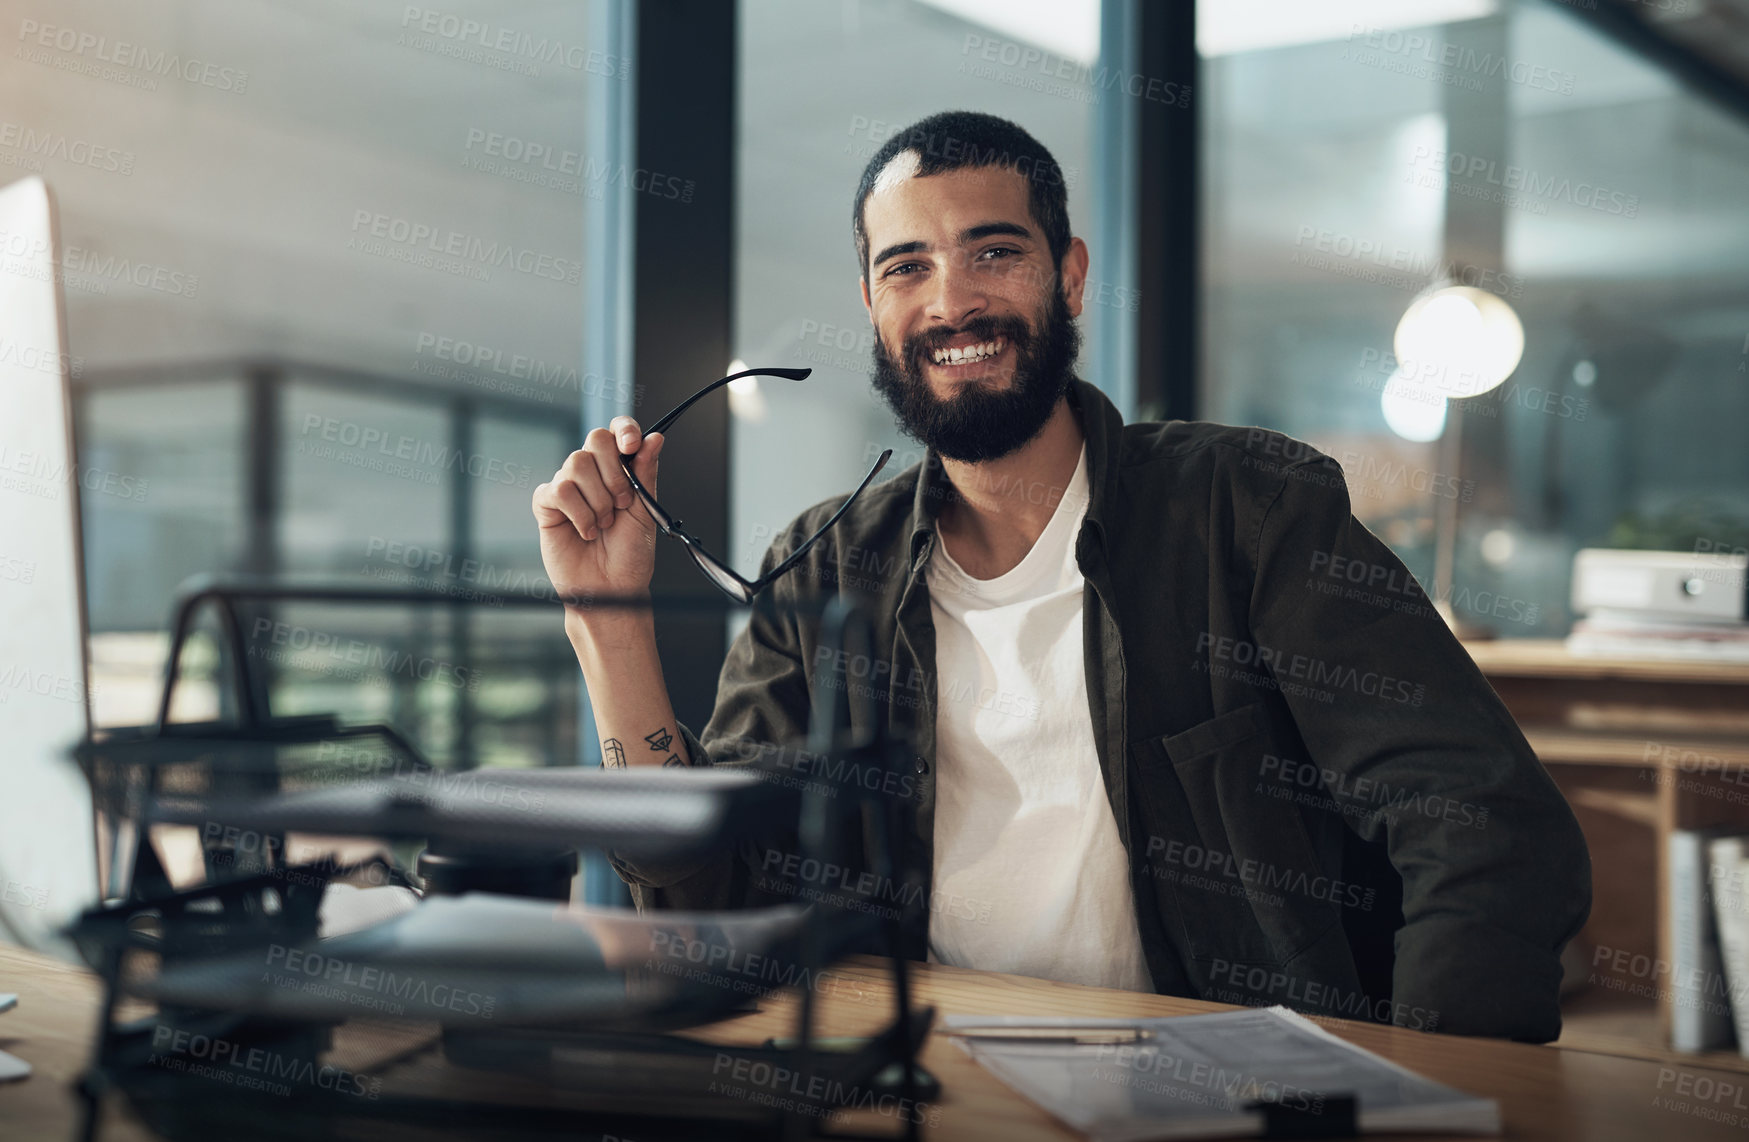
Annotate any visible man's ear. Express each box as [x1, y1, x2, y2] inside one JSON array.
[[1060, 237, 1091, 319], [859, 274, 872, 319]]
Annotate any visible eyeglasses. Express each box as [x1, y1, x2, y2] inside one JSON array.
[[620, 366, 893, 604]]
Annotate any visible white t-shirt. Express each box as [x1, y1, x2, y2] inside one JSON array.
[[924, 444, 1154, 992]]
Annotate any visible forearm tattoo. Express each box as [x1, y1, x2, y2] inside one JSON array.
[[600, 728, 686, 767], [646, 725, 686, 767]]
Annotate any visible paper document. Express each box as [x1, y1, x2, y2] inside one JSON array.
[[943, 1007, 1500, 1141]]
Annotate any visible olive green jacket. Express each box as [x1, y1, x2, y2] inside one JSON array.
[[610, 379, 1590, 1043]]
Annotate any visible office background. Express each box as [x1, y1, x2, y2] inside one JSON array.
[[7, 0, 1748, 904]]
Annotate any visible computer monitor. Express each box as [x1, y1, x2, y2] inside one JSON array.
[[0, 176, 99, 961]]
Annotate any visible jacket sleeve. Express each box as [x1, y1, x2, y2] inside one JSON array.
[[605, 534, 817, 913], [1248, 453, 1591, 1042]]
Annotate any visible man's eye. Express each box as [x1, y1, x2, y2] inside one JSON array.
[[885, 262, 923, 277], [978, 246, 1019, 261]]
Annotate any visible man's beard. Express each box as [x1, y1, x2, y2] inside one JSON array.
[[869, 289, 1081, 464]]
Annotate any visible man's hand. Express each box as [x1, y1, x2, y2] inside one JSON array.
[[531, 416, 666, 611]]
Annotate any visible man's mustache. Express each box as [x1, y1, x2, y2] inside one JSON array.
[[904, 316, 1031, 364]]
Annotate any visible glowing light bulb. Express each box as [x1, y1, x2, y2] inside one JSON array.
[[1392, 285, 1524, 406], [1380, 367, 1448, 442], [725, 359, 766, 422]]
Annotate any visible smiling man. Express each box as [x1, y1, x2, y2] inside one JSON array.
[[533, 110, 1591, 1042]]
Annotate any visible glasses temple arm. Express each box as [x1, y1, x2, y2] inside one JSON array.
[[646, 367, 811, 435], [754, 449, 893, 588], [620, 366, 814, 525]]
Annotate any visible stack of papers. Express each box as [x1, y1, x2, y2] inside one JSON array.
[[943, 1007, 1500, 1140]]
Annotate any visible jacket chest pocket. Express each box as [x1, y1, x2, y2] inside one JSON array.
[[1130, 703, 1342, 970]]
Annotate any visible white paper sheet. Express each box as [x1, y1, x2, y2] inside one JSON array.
[[943, 1007, 1501, 1141]]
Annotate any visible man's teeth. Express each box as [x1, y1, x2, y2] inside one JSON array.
[[931, 339, 1005, 366]]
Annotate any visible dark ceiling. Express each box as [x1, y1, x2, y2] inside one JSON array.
[[1580, 0, 1749, 123]]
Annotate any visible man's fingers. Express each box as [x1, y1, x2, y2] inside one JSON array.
[[632, 431, 663, 504], [532, 483, 567, 528], [574, 431, 624, 531], [607, 418, 643, 508], [609, 415, 643, 451], [548, 446, 611, 538], [581, 428, 634, 520], [591, 432, 637, 509], [560, 478, 606, 540], [532, 477, 597, 541]]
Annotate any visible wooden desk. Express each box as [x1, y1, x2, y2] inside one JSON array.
[[7, 942, 1749, 1141], [0, 945, 152, 1142], [1463, 639, 1749, 1073]]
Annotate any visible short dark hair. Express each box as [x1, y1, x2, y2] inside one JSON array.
[[851, 110, 1070, 281]]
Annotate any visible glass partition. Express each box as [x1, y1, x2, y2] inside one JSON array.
[[1200, 0, 1749, 636]]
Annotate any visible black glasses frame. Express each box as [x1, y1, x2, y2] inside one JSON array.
[[620, 366, 893, 604]]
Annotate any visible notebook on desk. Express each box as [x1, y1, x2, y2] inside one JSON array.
[[941, 1008, 1500, 1141]]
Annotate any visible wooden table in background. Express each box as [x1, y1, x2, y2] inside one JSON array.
[[6, 942, 1749, 1140], [1463, 639, 1749, 1074]]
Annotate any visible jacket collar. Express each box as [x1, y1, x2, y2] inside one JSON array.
[[905, 378, 1124, 577]]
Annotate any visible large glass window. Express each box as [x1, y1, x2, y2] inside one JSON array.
[[78, 378, 247, 633], [466, 414, 581, 770], [12, 0, 593, 766], [1201, 0, 1749, 636], [1491, 3, 1749, 626], [78, 377, 247, 727]]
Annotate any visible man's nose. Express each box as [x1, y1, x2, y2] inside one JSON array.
[[924, 257, 987, 327]]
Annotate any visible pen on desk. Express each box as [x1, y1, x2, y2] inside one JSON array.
[[944, 1026, 1153, 1045]]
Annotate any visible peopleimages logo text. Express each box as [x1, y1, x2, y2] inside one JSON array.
[[0, 121, 133, 174], [297, 414, 532, 489], [1196, 632, 1426, 707], [399, 7, 630, 77], [16, 19, 249, 92], [1344, 24, 1575, 94], [1409, 146, 1638, 218], [349, 211, 581, 285]]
